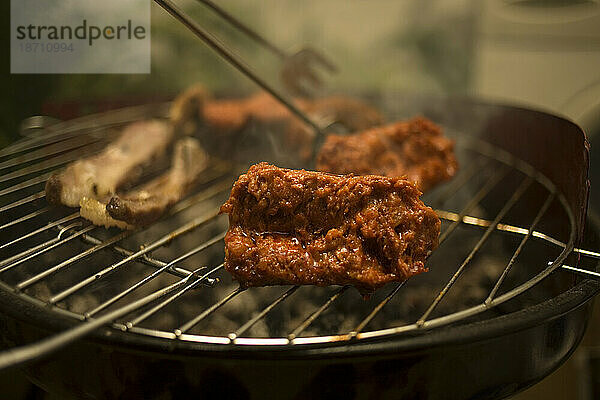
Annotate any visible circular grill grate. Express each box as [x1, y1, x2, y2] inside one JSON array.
[[0, 103, 594, 349]]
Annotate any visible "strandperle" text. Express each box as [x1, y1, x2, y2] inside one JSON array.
[[15, 19, 146, 46]]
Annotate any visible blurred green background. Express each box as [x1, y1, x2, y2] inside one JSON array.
[[0, 0, 477, 148]]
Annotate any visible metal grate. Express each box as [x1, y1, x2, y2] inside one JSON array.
[[0, 104, 598, 353]]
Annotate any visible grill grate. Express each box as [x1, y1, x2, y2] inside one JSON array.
[[0, 104, 598, 353]]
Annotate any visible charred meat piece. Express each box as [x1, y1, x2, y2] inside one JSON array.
[[45, 120, 174, 207], [170, 87, 384, 134], [106, 137, 208, 226], [316, 117, 458, 192], [79, 138, 207, 229], [220, 163, 440, 294], [79, 137, 208, 229], [169, 87, 384, 162]]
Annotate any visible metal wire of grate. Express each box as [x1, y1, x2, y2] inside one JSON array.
[[0, 105, 598, 356]]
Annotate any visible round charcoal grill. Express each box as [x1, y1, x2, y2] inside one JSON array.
[[0, 95, 599, 399], [0, 3, 599, 398]]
